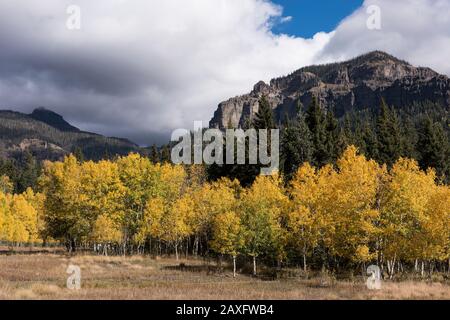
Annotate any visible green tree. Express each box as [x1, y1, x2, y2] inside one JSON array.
[[210, 211, 244, 277], [305, 97, 328, 167], [150, 144, 160, 163], [161, 145, 171, 163], [417, 117, 450, 181], [73, 147, 85, 163], [376, 100, 403, 167], [361, 120, 379, 160], [281, 103, 312, 180], [324, 109, 340, 162], [17, 151, 40, 193], [240, 175, 287, 276], [253, 96, 275, 130]]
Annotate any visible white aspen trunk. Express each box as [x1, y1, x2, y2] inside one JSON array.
[[233, 256, 237, 278], [186, 239, 189, 259], [253, 256, 257, 276], [175, 243, 179, 261], [303, 253, 307, 273], [421, 261, 425, 278]]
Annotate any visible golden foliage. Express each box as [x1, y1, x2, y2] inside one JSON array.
[[1, 147, 448, 271]]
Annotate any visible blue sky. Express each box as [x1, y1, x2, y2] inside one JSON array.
[[273, 0, 364, 38]]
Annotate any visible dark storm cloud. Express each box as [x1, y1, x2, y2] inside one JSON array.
[[0, 0, 330, 145], [1, 0, 448, 145]]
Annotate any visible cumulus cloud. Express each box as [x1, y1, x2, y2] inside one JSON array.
[[318, 0, 450, 75], [0, 0, 448, 145], [0, 0, 330, 144]]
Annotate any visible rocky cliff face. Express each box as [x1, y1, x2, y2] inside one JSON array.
[[209, 51, 450, 128]]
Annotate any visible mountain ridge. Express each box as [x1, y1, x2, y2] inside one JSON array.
[[29, 107, 81, 133], [209, 51, 450, 128], [0, 108, 140, 161]]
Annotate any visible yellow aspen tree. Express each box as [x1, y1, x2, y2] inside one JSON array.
[[116, 153, 155, 251], [210, 211, 244, 277], [81, 160, 125, 251], [1, 193, 13, 243], [190, 178, 240, 255], [91, 214, 123, 255], [23, 188, 46, 244], [39, 155, 92, 252], [240, 174, 288, 276], [325, 146, 382, 264], [418, 185, 450, 265], [10, 194, 38, 244], [288, 163, 323, 272], [149, 195, 194, 260], [144, 196, 165, 242], [0, 175, 13, 194], [379, 158, 436, 277], [142, 164, 187, 256], [0, 191, 7, 241]]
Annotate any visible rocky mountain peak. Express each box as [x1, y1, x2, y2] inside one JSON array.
[[30, 107, 80, 132], [210, 51, 450, 129]]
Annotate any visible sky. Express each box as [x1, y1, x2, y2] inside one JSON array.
[[0, 0, 449, 145], [272, 0, 364, 37]]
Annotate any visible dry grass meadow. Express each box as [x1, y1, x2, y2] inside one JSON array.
[[0, 249, 449, 300]]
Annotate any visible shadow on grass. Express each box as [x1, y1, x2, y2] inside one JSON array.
[[0, 248, 66, 255], [163, 262, 279, 281], [162, 263, 223, 275]]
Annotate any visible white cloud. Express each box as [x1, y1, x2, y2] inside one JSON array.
[[318, 0, 450, 75], [0, 0, 448, 144], [0, 0, 331, 144], [280, 16, 293, 23]]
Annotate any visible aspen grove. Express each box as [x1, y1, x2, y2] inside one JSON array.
[[0, 146, 449, 277]]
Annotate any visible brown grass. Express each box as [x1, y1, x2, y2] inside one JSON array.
[[0, 252, 448, 300]]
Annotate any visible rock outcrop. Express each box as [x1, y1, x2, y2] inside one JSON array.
[[209, 51, 450, 129]]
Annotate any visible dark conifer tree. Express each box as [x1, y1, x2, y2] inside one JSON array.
[[305, 97, 328, 167], [324, 109, 340, 162], [73, 147, 85, 163], [161, 145, 171, 163], [17, 151, 40, 193], [253, 95, 276, 130], [417, 117, 450, 181], [361, 121, 379, 161], [376, 100, 403, 167], [281, 102, 313, 180], [150, 144, 160, 163], [401, 116, 419, 160]]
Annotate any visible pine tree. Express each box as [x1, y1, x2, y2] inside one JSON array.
[[281, 103, 313, 180], [324, 109, 340, 162], [150, 144, 160, 163], [17, 151, 40, 193], [417, 117, 450, 181], [401, 116, 419, 160], [209, 95, 275, 187], [73, 147, 85, 163], [376, 100, 403, 167], [361, 121, 379, 161], [305, 97, 328, 167], [253, 96, 275, 130], [161, 145, 171, 163]]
